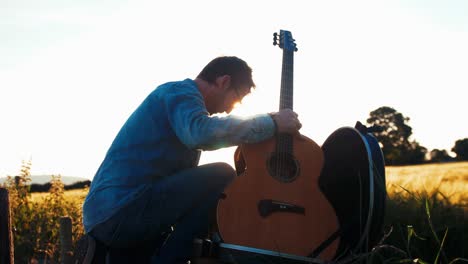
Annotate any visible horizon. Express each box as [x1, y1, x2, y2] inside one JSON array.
[[0, 174, 89, 183], [1, 0, 467, 180]]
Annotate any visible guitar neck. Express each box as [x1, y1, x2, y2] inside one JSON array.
[[279, 49, 294, 111], [277, 48, 295, 154]]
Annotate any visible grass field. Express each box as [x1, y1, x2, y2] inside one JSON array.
[[30, 188, 88, 205], [30, 161, 468, 207], [386, 161, 468, 206], [24, 161, 468, 262]]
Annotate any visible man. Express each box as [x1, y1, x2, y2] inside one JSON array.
[[83, 56, 302, 263]]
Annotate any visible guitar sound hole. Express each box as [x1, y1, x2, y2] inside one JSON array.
[[267, 152, 300, 183]]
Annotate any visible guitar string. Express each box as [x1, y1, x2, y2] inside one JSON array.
[[277, 46, 291, 254], [278, 49, 294, 182], [273, 36, 298, 256]]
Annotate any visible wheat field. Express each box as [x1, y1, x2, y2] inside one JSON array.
[[30, 188, 88, 205], [385, 161, 468, 206], [30, 161, 468, 207]]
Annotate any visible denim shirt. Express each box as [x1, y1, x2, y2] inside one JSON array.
[[83, 78, 275, 232]]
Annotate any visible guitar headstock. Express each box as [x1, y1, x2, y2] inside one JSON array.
[[273, 30, 298, 52]]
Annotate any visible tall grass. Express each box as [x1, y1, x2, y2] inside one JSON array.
[[386, 162, 468, 205], [369, 162, 468, 263], [1, 161, 85, 264]]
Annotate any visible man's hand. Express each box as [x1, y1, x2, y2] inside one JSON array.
[[269, 109, 302, 135]]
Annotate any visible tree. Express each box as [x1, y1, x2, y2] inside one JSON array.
[[367, 106, 427, 165], [429, 149, 453, 163], [452, 138, 468, 160]]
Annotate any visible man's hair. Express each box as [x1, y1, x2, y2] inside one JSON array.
[[197, 56, 256, 89]]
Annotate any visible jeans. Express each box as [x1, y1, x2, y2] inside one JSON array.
[[89, 162, 236, 263]]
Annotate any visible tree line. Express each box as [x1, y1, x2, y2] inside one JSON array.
[[366, 106, 468, 165], [8, 175, 91, 193], [29, 180, 91, 193]]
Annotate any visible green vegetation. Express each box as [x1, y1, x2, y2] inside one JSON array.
[[1, 160, 85, 263], [372, 188, 468, 263], [369, 163, 468, 263]]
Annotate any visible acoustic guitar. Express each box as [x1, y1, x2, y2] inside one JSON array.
[[216, 30, 339, 260]]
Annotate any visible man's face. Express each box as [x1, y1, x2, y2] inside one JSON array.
[[219, 85, 251, 114]]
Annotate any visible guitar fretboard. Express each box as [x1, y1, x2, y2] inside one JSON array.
[[279, 49, 294, 110], [277, 49, 294, 155]]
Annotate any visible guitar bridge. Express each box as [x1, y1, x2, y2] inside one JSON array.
[[258, 199, 305, 218]]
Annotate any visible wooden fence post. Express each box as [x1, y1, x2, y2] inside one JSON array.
[[0, 188, 14, 264], [59, 216, 73, 264]]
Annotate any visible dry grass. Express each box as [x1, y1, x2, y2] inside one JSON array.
[[30, 188, 88, 205], [28, 161, 468, 207], [386, 161, 468, 206]]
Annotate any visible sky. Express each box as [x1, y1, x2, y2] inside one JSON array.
[[1, 0, 467, 180]]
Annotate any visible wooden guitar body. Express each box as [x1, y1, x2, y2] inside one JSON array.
[[217, 134, 339, 259]]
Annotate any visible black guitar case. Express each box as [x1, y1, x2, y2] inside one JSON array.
[[316, 121, 387, 259]]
